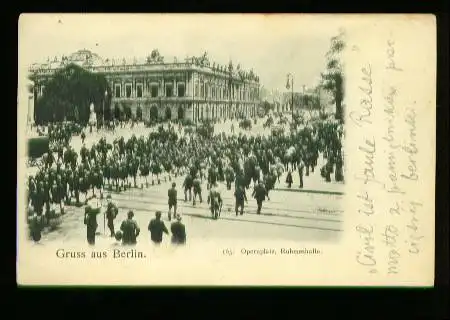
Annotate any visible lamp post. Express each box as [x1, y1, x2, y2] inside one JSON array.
[[103, 90, 108, 130], [286, 73, 294, 119]]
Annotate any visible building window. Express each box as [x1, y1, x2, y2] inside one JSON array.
[[151, 85, 158, 98], [200, 84, 204, 98], [136, 84, 143, 98], [177, 83, 185, 97], [125, 84, 132, 98], [166, 84, 173, 97], [195, 83, 199, 97], [115, 85, 121, 98]]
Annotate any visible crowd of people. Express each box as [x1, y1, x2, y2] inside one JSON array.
[[26, 115, 344, 245]]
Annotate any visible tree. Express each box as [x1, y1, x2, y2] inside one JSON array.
[[260, 100, 272, 116], [320, 31, 345, 123], [31, 63, 111, 125]]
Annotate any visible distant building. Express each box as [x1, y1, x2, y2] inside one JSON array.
[[28, 49, 261, 122], [279, 87, 334, 114], [280, 92, 305, 113]]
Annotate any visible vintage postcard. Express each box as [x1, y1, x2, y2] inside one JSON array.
[[17, 14, 436, 286]]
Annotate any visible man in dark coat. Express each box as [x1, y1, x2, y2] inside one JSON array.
[[105, 194, 118, 237], [29, 213, 43, 243], [120, 211, 140, 245], [168, 182, 178, 221], [234, 185, 248, 216], [252, 181, 269, 215], [192, 176, 202, 205], [298, 157, 305, 188], [84, 205, 99, 245], [182, 173, 193, 201], [207, 185, 222, 219], [170, 214, 186, 245], [148, 211, 169, 244], [285, 170, 293, 188]]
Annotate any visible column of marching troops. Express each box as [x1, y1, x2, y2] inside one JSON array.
[[27, 119, 344, 244]]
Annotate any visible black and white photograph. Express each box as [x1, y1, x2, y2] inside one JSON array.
[[17, 14, 435, 286]]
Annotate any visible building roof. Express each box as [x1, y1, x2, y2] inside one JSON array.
[[29, 49, 260, 83]]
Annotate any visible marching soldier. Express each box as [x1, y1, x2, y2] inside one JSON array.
[[120, 210, 140, 245], [148, 211, 169, 244]]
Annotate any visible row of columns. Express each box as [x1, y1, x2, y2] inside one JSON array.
[[191, 103, 257, 122], [193, 82, 258, 102]]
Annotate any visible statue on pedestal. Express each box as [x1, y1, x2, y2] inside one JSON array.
[[27, 79, 35, 130], [88, 103, 97, 133]]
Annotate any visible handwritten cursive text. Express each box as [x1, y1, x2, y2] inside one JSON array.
[[350, 64, 373, 127]]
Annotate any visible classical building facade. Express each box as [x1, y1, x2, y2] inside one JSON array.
[[29, 49, 261, 122]]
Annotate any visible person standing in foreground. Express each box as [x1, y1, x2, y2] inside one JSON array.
[[207, 184, 222, 219], [120, 211, 140, 245], [105, 194, 118, 237], [167, 182, 177, 221], [252, 181, 270, 215], [170, 214, 186, 245], [29, 212, 43, 243], [148, 211, 169, 244], [84, 205, 99, 245]]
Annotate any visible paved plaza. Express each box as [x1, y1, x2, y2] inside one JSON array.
[[26, 121, 344, 245]]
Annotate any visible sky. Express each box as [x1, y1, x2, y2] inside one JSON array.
[[19, 14, 346, 92]]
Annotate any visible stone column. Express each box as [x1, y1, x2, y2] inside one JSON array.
[[173, 78, 177, 97]]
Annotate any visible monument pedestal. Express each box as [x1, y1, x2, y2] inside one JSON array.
[[88, 103, 97, 133]]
